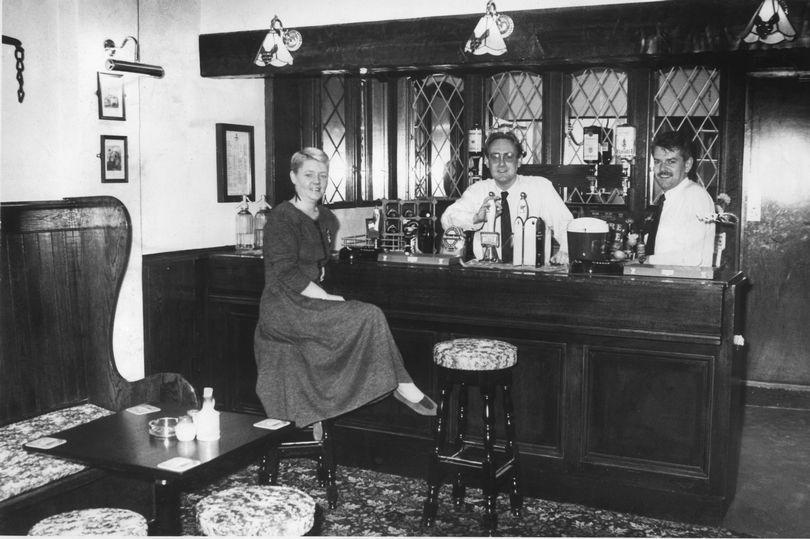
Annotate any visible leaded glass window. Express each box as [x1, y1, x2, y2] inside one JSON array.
[[651, 66, 721, 199], [401, 74, 465, 199], [321, 76, 347, 203], [564, 68, 628, 165], [486, 71, 544, 164], [360, 78, 389, 201]]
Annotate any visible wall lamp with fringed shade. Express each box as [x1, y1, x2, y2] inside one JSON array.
[[464, 1, 514, 56], [254, 15, 302, 68], [104, 36, 165, 78], [742, 0, 797, 44]]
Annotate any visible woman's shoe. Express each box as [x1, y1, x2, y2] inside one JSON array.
[[393, 390, 437, 416]]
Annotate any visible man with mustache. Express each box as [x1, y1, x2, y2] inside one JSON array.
[[645, 130, 716, 266]]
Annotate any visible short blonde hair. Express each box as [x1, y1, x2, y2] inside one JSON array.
[[290, 147, 329, 173]]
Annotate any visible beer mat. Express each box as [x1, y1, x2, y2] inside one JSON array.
[[253, 418, 290, 430], [157, 457, 201, 472], [25, 437, 67, 450], [460, 259, 567, 273], [126, 404, 161, 415]]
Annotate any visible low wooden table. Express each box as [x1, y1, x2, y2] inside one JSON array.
[[24, 402, 291, 535]]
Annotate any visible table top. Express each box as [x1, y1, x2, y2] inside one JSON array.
[[23, 402, 291, 481]]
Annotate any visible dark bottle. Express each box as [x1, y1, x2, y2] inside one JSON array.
[[535, 217, 546, 267], [418, 220, 435, 254], [600, 127, 613, 165], [463, 230, 476, 262]]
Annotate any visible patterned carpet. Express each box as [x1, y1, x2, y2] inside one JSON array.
[[180, 459, 744, 537]]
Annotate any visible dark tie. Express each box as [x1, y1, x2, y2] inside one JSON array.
[[645, 193, 666, 255], [500, 191, 512, 262]]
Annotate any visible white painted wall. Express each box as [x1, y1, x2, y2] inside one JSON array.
[[2, 0, 263, 381], [2, 0, 662, 382], [2, 0, 147, 380]]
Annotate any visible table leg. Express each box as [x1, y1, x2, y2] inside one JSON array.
[[150, 479, 182, 536]]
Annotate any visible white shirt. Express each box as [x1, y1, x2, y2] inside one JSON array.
[[441, 175, 573, 261], [647, 178, 716, 266]]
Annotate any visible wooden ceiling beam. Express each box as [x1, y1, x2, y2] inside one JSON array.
[[199, 0, 810, 78]]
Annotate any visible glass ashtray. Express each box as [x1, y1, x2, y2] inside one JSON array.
[[148, 416, 178, 438]]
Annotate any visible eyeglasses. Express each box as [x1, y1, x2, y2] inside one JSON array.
[[487, 152, 518, 163]]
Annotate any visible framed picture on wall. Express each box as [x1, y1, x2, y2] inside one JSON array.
[[216, 123, 255, 202], [97, 72, 125, 120], [100, 135, 128, 183]]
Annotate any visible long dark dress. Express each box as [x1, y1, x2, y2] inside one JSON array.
[[254, 201, 412, 427]]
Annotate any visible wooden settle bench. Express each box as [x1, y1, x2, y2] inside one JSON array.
[[0, 196, 198, 534]]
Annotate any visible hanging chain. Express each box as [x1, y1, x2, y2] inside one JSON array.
[[14, 45, 25, 102], [2, 35, 25, 103]]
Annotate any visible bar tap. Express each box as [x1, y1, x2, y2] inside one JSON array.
[[481, 192, 500, 262]]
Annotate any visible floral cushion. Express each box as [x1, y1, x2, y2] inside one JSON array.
[[433, 338, 517, 371], [196, 485, 316, 536], [28, 507, 147, 536], [0, 403, 112, 503]]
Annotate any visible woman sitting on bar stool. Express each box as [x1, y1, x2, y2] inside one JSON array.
[[254, 147, 436, 439]]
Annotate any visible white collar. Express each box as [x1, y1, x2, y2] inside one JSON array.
[[664, 178, 693, 199]]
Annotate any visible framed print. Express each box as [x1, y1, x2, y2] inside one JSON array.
[[216, 123, 255, 202], [97, 72, 125, 120], [100, 135, 128, 183]]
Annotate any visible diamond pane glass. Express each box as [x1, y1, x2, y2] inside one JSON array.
[[487, 71, 544, 164], [408, 74, 465, 199], [564, 68, 628, 165], [365, 78, 389, 201], [652, 67, 721, 198], [321, 76, 346, 203]]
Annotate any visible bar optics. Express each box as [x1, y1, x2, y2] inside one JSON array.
[[464, 1, 513, 56], [742, 0, 796, 44], [104, 36, 164, 78], [254, 15, 302, 68]]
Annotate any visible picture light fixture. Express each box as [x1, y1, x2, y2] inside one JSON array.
[[104, 36, 164, 78]]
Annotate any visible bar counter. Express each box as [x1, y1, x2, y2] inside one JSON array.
[[144, 248, 747, 524]]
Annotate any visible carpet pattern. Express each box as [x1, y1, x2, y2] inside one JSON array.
[[180, 459, 743, 537]]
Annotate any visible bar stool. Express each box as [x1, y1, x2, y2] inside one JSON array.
[[28, 508, 148, 536], [196, 485, 315, 536], [262, 418, 338, 508], [422, 338, 522, 532]]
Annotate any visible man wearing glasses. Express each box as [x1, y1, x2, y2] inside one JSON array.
[[441, 131, 573, 264]]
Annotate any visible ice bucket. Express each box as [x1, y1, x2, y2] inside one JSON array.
[[567, 217, 609, 261]]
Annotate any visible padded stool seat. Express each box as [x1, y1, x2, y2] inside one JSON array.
[[28, 508, 147, 536], [433, 338, 517, 370], [423, 338, 522, 533], [196, 485, 315, 536]]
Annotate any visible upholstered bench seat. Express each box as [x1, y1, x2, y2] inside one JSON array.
[[433, 338, 517, 371], [0, 404, 112, 503], [196, 485, 316, 536], [28, 507, 148, 536]]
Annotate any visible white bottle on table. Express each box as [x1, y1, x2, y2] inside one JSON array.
[[195, 387, 220, 442]]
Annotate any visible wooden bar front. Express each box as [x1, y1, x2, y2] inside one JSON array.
[[143, 250, 747, 524]]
